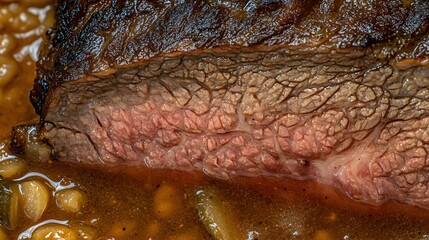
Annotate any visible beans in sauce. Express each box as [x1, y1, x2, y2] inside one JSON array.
[[1, 1, 429, 240]]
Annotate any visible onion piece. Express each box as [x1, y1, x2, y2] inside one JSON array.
[[32, 224, 77, 240], [19, 180, 50, 222], [0, 158, 26, 179], [153, 183, 182, 218]]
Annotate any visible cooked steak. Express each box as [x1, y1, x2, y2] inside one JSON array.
[[31, 0, 429, 208]]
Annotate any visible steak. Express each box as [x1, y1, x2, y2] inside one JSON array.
[[31, 0, 429, 208]]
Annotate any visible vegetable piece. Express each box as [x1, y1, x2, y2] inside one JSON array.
[[0, 142, 26, 179], [7, 6, 40, 33], [0, 158, 26, 179], [32, 224, 77, 240], [10, 124, 51, 163], [194, 187, 242, 240], [19, 180, 50, 222], [55, 189, 86, 213], [0, 56, 18, 92], [0, 179, 19, 230], [153, 183, 182, 218], [0, 34, 16, 55]]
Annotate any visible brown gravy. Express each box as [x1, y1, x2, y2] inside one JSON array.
[[1, 1, 429, 239]]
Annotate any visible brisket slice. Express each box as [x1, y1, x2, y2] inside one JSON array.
[[31, 0, 429, 208]]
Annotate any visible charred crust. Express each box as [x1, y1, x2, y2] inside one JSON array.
[[32, 0, 429, 119]]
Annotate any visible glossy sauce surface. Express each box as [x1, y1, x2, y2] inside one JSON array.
[[0, 1, 53, 137], [1, 1, 429, 240]]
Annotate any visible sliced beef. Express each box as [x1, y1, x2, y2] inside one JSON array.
[[31, 0, 429, 208]]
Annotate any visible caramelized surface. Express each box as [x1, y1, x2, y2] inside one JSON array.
[[31, 0, 429, 116]]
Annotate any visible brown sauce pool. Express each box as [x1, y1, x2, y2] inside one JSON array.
[[1, 1, 429, 239]]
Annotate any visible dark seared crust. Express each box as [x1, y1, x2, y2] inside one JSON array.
[[31, 0, 429, 117]]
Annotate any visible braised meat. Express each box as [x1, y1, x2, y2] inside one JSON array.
[[31, 0, 429, 208]]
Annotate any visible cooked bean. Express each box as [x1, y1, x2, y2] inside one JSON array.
[[0, 158, 25, 179], [0, 6, 13, 31], [7, 9, 40, 33], [10, 124, 52, 163], [32, 224, 77, 240], [55, 189, 86, 213], [153, 183, 183, 218], [0, 142, 26, 179], [4, 4, 40, 33], [0, 56, 18, 90], [0, 34, 16, 55], [25, 141, 52, 163], [19, 180, 50, 222]]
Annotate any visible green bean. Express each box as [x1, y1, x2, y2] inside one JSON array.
[[0, 179, 19, 230], [194, 187, 242, 240]]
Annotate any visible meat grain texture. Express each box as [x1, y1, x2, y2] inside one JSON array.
[[31, 0, 429, 208]]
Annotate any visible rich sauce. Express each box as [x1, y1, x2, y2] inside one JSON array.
[[1, 1, 429, 240], [0, 0, 53, 137]]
